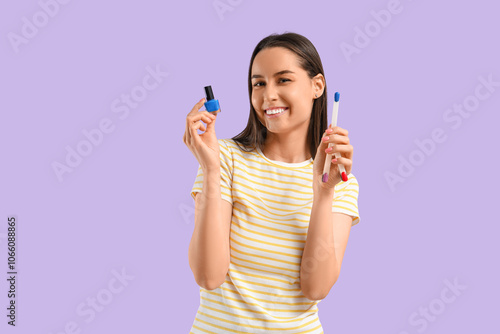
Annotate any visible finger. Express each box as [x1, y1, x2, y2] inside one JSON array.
[[345, 145, 353, 160], [185, 104, 200, 144], [186, 113, 214, 140], [333, 157, 352, 176], [331, 156, 352, 168], [185, 98, 208, 131], [189, 121, 204, 146], [206, 110, 218, 120], [320, 134, 337, 148], [325, 126, 348, 139], [185, 98, 208, 144], [189, 97, 206, 115], [318, 139, 331, 154], [189, 111, 216, 125], [198, 114, 215, 125], [329, 126, 348, 136], [331, 144, 353, 160], [331, 132, 349, 144], [322, 134, 350, 146], [184, 124, 191, 146], [325, 144, 351, 155], [205, 113, 217, 133]]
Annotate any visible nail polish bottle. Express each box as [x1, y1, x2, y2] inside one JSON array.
[[204, 85, 220, 113]]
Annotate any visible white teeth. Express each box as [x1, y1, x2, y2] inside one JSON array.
[[266, 108, 287, 115]]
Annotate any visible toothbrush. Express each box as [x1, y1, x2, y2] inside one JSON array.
[[322, 92, 348, 183]]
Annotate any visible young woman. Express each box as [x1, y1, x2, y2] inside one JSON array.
[[184, 32, 360, 334]]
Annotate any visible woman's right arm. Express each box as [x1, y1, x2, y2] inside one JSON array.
[[183, 97, 231, 290], [189, 169, 232, 290]]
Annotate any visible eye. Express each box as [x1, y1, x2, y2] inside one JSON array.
[[253, 78, 290, 87]]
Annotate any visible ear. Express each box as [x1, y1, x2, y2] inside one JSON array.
[[312, 73, 325, 99]]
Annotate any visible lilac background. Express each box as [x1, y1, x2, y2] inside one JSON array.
[[1, 0, 499, 333]]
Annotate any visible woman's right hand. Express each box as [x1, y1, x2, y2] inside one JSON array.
[[183, 97, 221, 172]]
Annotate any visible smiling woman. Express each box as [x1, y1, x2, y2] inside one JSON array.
[[185, 32, 361, 334], [248, 46, 325, 162]]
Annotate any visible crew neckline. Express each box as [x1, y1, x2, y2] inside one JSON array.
[[256, 146, 313, 168]]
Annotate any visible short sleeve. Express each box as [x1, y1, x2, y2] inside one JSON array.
[[332, 173, 360, 226], [190, 139, 233, 204]]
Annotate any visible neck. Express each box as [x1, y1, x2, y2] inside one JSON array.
[[262, 130, 311, 163]]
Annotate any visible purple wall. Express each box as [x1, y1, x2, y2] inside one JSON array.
[[1, 0, 498, 333]]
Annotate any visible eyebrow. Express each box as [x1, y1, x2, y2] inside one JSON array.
[[251, 70, 295, 79]]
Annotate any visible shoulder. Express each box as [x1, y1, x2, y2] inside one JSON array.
[[217, 139, 238, 167], [335, 173, 359, 191], [218, 138, 234, 154], [218, 138, 252, 155], [345, 173, 358, 185]]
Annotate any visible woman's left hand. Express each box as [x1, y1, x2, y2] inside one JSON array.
[[312, 125, 353, 193]]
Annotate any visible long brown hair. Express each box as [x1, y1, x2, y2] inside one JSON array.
[[231, 32, 328, 160]]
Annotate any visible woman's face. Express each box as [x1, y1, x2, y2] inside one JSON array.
[[251, 47, 317, 135]]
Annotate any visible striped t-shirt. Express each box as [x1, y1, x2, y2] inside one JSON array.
[[190, 138, 360, 334]]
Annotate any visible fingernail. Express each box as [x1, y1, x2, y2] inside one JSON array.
[[323, 136, 329, 141]]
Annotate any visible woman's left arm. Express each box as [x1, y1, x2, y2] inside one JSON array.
[[300, 126, 354, 301], [300, 190, 352, 301]]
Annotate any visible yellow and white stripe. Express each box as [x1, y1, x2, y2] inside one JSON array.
[[190, 139, 360, 333]]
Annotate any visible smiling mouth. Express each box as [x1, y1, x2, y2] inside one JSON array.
[[265, 107, 288, 117]]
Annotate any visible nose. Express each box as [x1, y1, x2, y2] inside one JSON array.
[[263, 82, 278, 103]]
